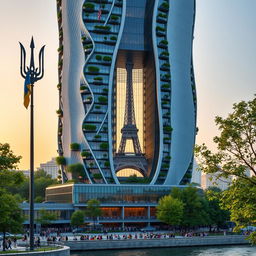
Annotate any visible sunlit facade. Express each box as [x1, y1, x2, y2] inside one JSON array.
[[56, 0, 197, 187]]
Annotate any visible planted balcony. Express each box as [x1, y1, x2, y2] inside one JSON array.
[[157, 13, 167, 24], [156, 26, 166, 37], [104, 36, 117, 45], [56, 109, 63, 117], [159, 51, 169, 60], [94, 134, 102, 140], [93, 76, 103, 85], [98, 96, 108, 104], [102, 88, 108, 94], [81, 151, 91, 159], [163, 136, 171, 144], [158, 39, 168, 49], [83, 3, 95, 12], [161, 73, 170, 82], [94, 25, 111, 34], [84, 43, 93, 54], [87, 66, 100, 74], [160, 63, 170, 71], [84, 96, 92, 104], [83, 124, 97, 131], [93, 173, 103, 182], [109, 15, 120, 25], [161, 83, 170, 91], [55, 156, 66, 166], [80, 85, 89, 93], [57, 83, 61, 90], [70, 142, 81, 151], [67, 163, 86, 181], [158, 2, 169, 13], [163, 125, 173, 133], [100, 142, 108, 150], [104, 161, 110, 167]]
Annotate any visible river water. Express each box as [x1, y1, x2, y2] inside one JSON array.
[[71, 246, 256, 256]]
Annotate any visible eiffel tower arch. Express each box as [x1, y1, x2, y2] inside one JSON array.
[[114, 60, 147, 176]]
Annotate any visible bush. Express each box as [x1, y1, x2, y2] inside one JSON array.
[[81, 151, 91, 158], [94, 25, 111, 31], [88, 66, 99, 73], [94, 134, 101, 139], [84, 44, 93, 49], [56, 156, 66, 165], [104, 161, 110, 167], [110, 15, 119, 21], [103, 56, 112, 61], [95, 55, 102, 61], [93, 173, 102, 179], [100, 142, 108, 150], [161, 84, 170, 89], [164, 125, 173, 132], [67, 163, 85, 179], [160, 2, 169, 9], [94, 76, 103, 81], [56, 109, 63, 117], [110, 36, 117, 41], [83, 124, 96, 131], [156, 26, 165, 32], [161, 51, 169, 56], [95, 105, 101, 109], [160, 40, 168, 45], [80, 85, 87, 90], [70, 143, 80, 151], [98, 96, 107, 104], [83, 3, 95, 10]]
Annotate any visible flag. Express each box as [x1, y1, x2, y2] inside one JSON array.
[[98, 7, 102, 20], [23, 72, 31, 109]]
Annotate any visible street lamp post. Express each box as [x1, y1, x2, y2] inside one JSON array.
[[19, 37, 45, 250]]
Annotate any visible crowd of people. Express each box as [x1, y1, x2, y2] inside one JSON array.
[[1, 237, 17, 250]]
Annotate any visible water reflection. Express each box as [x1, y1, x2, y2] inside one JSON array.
[[71, 246, 256, 256]]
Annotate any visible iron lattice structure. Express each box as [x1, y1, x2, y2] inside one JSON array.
[[118, 62, 143, 155]]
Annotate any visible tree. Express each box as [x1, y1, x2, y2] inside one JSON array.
[[9, 169, 58, 201], [157, 195, 184, 226], [0, 143, 21, 170], [205, 187, 230, 231], [0, 189, 24, 251], [195, 96, 256, 243], [71, 210, 85, 228], [171, 187, 210, 229], [36, 209, 57, 226], [84, 199, 102, 229]]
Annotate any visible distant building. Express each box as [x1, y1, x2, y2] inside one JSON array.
[[37, 158, 59, 179], [191, 159, 201, 186], [19, 170, 30, 177], [201, 173, 232, 191]]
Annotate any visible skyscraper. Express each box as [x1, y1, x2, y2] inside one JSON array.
[[56, 0, 196, 186]]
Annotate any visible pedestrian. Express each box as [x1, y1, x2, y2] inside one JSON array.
[[7, 238, 12, 250], [13, 237, 17, 248]]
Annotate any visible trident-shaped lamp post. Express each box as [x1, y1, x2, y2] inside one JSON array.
[[19, 37, 45, 250]]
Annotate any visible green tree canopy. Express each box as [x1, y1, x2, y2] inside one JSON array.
[[0, 189, 24, 251], [36, 209, 57, 225], [156, 195, 184, 226], [171, 187, 211, 228], [195, 97, 256, 183], [195, 96, 256, 243], [85, 199, 102, 229], [71, 210, 85, 228]]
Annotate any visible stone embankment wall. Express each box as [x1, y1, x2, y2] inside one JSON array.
[[61, 235, 249, 251], [1, 246, 70, 256]]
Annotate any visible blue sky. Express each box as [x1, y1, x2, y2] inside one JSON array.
[[0, 0, 255, 169]]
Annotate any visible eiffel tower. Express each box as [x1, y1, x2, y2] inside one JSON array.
[[114, 61, 147, 175]]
